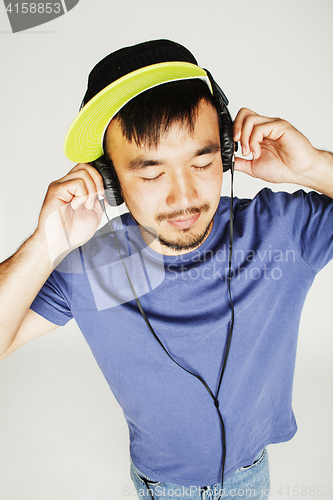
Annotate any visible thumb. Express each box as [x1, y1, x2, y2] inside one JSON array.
[[234, 157, 255, 177]]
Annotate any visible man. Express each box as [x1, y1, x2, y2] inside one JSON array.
[[0, 40, 332, 499]]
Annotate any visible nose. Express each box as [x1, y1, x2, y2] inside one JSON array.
[[166, 170, 199, 209]]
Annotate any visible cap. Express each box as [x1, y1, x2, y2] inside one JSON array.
[[64, 40, 212, 163]]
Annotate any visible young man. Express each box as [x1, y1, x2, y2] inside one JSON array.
[[0, 40, 332, 499]]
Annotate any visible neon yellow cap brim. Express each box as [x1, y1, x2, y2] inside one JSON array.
[[64, 61, 211, 163]]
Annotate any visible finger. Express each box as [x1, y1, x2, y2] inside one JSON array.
[[92, 195, 105, 217], [248, 121, 282, 160], [66, 163, 105, 194], [50, 178, 92, 211], [234, 157, 255, 177], [75, 164, 106, 209], [239, 115, 277, 157], [59, 167, 104, 210], [233, 108, 259, 142]]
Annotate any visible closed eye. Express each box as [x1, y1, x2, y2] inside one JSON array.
[[141, 162, 213, 181], [141, 172, 164, 183], [192, 162, 213, 171]]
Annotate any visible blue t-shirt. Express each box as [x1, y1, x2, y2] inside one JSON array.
[[31, 188, 333, 487]]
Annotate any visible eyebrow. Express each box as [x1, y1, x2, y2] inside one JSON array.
[[127, 158, 163, 170], [194, 142, 221, 157], [126, 142, 221, 171]]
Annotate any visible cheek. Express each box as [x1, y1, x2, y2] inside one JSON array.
[[202, 166, 223, 194], [121, 180, 160, 218]]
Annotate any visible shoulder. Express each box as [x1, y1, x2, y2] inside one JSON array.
[[219, 188, 332, 218]]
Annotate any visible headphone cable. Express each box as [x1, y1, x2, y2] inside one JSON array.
[[98, 160, 234, 498]]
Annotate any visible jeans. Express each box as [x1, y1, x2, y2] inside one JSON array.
[[130, 449, 270, 499]]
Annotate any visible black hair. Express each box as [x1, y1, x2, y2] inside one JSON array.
[[103, 78, 221, 162]]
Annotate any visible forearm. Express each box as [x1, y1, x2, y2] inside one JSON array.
[[0, 233, 54, 355], [0, 164, 104, 358]]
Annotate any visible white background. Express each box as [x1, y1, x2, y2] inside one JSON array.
[[0, 0, 333, 498]]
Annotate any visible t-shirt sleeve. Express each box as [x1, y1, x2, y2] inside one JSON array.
[[30, 270, 73, 326], [265, 188, 333, 272]]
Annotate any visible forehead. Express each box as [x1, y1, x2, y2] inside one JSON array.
[[104, 100, 220, 157]]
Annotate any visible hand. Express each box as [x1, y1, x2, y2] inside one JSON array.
[[233, 108, 322, 186], [35, 163, 105, 266]]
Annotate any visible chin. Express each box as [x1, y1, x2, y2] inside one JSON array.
[[157, 219, 213, 252]]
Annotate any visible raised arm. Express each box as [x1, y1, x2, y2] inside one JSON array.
[[0, 164, 104, 359], [233, 108, 333, 198]]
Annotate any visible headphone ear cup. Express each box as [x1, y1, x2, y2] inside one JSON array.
[[204, 69, 235, 172], [91, 156, 124, 206], [220, 109, 234, 173]]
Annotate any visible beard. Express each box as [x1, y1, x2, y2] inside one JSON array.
[[157, 219, 213, 252], [139, 203, 214, 252]]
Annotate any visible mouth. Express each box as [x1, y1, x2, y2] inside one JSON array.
[[167, 213, 200, 229]]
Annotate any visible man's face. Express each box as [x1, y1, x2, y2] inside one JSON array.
[[105, 99, 223, 256]]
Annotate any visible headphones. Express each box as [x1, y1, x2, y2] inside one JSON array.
[[91, 72, 237, 207]]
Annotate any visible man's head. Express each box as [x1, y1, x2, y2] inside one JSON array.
[[103, 79, 223, 254], [64, 39, 235, 254]]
